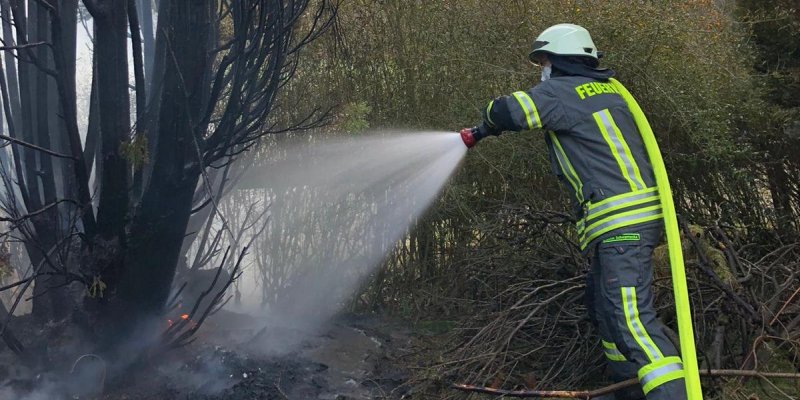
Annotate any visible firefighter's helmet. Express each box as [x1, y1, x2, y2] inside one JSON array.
[[529, 23, 599, 63]]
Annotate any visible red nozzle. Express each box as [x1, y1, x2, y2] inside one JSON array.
[[460, 128, 476, 148]]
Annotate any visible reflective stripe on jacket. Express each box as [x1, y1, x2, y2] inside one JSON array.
[[483, 76, 660, 250]]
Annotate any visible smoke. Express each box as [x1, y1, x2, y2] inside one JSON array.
[[234, 131, 466, 344], [0, 385, 60, 400]]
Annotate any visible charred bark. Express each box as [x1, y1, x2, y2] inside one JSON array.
[[128, 0, 146, 202], [47, 0, 96, 236], [0, 0, 333, 364], [136, 0, 154, 91], [31, 1, 68, 320], [116, 0, 215, 335], [0, 1, 21, 131], [5, 0, 70, 321], [84, 52, 99, 176], [90, 0, 130, 242]]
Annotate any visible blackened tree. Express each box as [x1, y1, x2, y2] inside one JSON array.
[[0, 0, 333, 363]]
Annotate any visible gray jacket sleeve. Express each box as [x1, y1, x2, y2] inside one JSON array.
[[483, 84, 567, 133]]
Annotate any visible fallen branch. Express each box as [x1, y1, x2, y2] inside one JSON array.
[[453, 380, 631, 399], [452, 369, 800, 399]]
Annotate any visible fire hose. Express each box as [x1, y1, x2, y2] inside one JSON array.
[[610, 78, 703, 399]]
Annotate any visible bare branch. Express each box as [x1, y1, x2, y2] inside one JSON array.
[[200, 0, 336, 165], [0, 133, 78, 160], [160, 246, 247, 349], [0, 198, 78, 224], [0, 233, 76, 338], [0, 40, 48, 51]]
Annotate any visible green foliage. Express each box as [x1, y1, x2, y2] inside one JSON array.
[[653, 225, 737, 289], [290, 0, 798, 288], [737, 0, 800, 108], [274, 1, 800, 396], [297, 0, 786, 228], [339, 101, 372, 133], [734, 0, 800, 236], [119, 135, 149, 170]]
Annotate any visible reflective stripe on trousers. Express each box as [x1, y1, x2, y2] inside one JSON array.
[[638, 356, 685, 395], [622, 287, 664, 362], [577, 187, 662, 249], [589, 224, 687, 399], [602, 339, 627, 362]]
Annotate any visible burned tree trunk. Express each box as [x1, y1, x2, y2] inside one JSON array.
[[78, 3, 132, 342], [0, 0, 333, 367], [89, 0, 130, 242], [136, 0, 154, 91], [4, 0, 74, 321], [115, 0, 215, 333], [31, 1, 68, 320]]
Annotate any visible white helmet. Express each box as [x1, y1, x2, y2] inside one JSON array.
[[528, 23, 599, 62]]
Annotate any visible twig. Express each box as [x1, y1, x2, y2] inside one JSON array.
[[0, 133, 78, 160], [0, 199, 78, 225], [0, 235, 74, 337], [0, 41, 48, 51], [769, 285, 800, 326], [453, 381, 626, 399], [161, 247, 247, 348], [680, 221, 762, 325], [0, 276, 31, 292]]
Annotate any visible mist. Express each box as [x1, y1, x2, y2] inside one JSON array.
[[230, 131, 466, 341]]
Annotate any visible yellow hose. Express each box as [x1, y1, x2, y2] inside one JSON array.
[[610, 78, 703, 399]]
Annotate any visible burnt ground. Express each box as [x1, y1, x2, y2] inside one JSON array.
[[0, 311, 416, 400]]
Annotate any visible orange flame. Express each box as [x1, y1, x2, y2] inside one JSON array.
[[180, 314, 189, 320]]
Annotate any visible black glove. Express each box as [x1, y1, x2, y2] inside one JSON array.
[[473, 121, 501, 140]]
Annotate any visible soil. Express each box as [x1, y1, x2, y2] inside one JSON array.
[[0, 311, 416, 400]]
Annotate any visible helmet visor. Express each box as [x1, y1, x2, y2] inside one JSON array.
[[528, 40, 550, 65]]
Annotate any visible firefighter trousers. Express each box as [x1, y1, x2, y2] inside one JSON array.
[[586, 223, 687, 400]]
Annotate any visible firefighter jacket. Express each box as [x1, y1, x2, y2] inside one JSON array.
[[483, 75, 661, 251]]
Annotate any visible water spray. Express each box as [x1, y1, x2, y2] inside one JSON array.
[[235, 131, 466, 344]]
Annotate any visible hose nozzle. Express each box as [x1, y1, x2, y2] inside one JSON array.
[[460, 128, 476, 148]]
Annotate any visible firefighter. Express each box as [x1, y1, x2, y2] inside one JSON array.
[[460, 24, 687, 400]]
